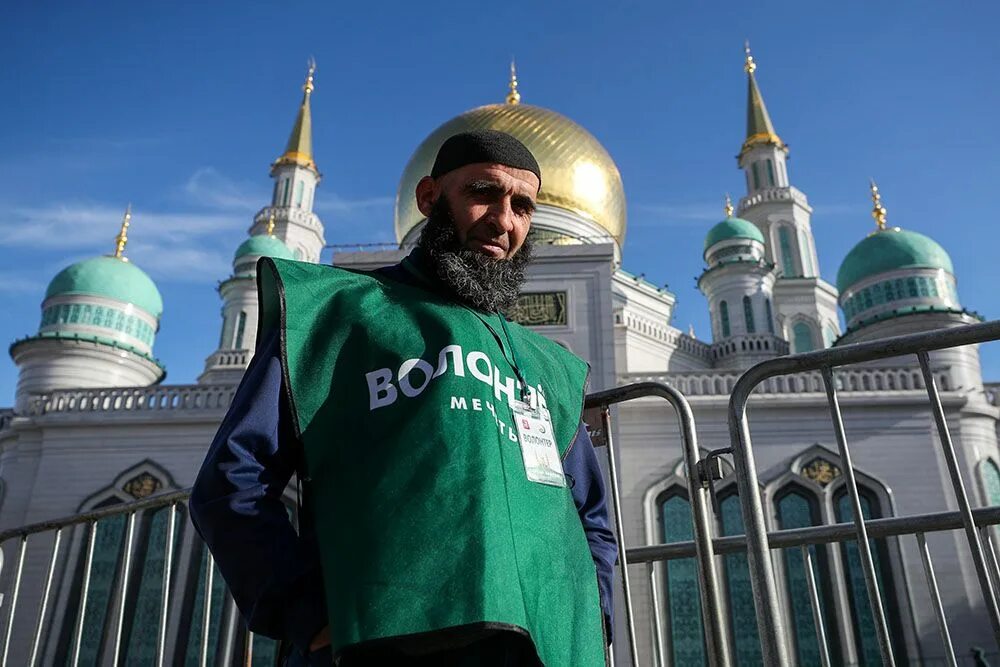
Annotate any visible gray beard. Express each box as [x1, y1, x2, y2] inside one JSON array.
[[417, 198, 533, 313]]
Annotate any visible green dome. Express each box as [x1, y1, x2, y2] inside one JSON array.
[[45, 256, 163, 318], [234, 235, 295, 262], [704, 217, 765, 253], [836, 228, 954, 293]]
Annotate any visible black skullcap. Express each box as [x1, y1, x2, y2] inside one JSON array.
[[430, 129, 541, 188]]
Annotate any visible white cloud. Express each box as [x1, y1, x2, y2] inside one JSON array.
[[0, 271, 46, 295], [182, 167, 264, 212], [630, 202, 721, 226], [313, 192, 394, 214], [0, 203, 245, 250]]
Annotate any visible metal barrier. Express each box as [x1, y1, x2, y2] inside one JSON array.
[[0, 490, 267, 667], [0, 381, 717, 667], [727, 319, 1000, 667], [584, 382, 729, 667], [5, 315, 1000, 667]]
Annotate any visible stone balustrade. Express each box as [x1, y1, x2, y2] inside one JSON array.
[[738, 186, 807, 213], [24, 384, 238, 416], [203, 349, 252, 369], [711, 333, 789, 360], [623, 365, 952, 397]]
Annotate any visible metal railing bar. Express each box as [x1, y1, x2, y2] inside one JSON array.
[[587, 381, 730, 666], [821, 367, 896, 666], [731, 321, 1000, 392], [110, 511, 137, 666], [156, 504, 177, 667], [916, 533, 957, 667], [918, 350, 1000, 645], [727, 320, 1000, 667], [980, 527, 1000, 599], [28, 528, 62, 667], [647, 562, 665, 667], [625, 505, 1000, 563], [729, 406, 789, 665], [0, 536, 27, 667], [801, 545, 832, 667], [219, 592, 240, 666], [600, 408, 640, 667], [0, 490, 189, 544], [244, 629, 253, 667], [200, 553, 214, 667], [70, 521, 98, 667]]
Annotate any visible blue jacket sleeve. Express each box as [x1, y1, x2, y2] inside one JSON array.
[[564, 422, 618, 643], [189, 331, 326, 654]]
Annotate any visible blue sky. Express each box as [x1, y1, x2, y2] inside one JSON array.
[[2, 1, 999, 399]]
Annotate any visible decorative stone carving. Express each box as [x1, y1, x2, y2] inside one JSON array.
[[507, 291, 567, 327], [800, 457, 842, 487], [123, 472, 162, 499]]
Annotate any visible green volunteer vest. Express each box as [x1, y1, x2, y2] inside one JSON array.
[[256, 257, 606, 666]]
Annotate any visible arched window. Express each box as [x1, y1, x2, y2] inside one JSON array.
[[766, 160, 775, 186], [719, 493, 762, 664], [295, 181, 304, 208], [282, 178, 291, 206], [778, 227, 797, 277], [983, 460, 1000, 506], [743, 296, 756, 334], [792, 322, 814, 354], [776, 486, 843, 666], [182, 542, 228, 664], [272, 181, 280, 206], [834, 489, 908, 665], [234, 311, 247, 349], [752, 162, 761, 190], [823, 324, 838, 348], [69, 499, 128, 664], [798, 229, 814, 277], [659, 490, 706, 665], [124, 506, 183, 662], [720, 301, 731, 338], [765, 299, 775, 334]]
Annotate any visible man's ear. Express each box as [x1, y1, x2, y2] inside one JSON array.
[[415, 176, 437, 217]]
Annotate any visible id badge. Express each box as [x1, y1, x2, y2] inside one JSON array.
[[513, 400, 566, 487]]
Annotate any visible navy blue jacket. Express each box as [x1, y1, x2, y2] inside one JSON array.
[[189, 257, 617, 658]]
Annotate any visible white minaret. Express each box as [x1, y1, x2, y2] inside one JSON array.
[[698, 196, 786, 369], [200, 213, 297, 385], [248, 60, 326, 263], [9, 207, 165, 409], [735, 43, 840, 352]]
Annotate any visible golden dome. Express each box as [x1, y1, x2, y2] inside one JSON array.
[[394, 103, 627, 248]]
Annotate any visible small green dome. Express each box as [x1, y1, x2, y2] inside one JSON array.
[[836, 228, 954, 293], [234, 235, 295, 262], [704, 217, 765, 253], [45, 256, 163, 318]]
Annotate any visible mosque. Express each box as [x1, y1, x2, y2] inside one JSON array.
[[1, 47, 998, 665]]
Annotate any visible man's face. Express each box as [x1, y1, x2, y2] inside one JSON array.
[[415, 163, 539, 260]]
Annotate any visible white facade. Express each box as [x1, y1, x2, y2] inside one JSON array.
[[1, 65, 998, 666]]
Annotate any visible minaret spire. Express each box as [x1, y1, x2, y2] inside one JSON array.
[[273, 58, 318, 172], [740, 42, 786, 158], [870, 179, 889, 232], [113, 204, 132, 262], [266, 209, 276, 237], [724, 193, 734, 218], [505, 59, 521, 105]]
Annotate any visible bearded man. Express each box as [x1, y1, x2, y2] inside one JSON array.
[[190, 130, 617, 666]]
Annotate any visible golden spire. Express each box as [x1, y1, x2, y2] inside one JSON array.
[[113, 204, 131, 262], [266, 210, 276, 237], [870, 179, 888, 231], [740, 41, 786, 158], [744, 40, 756, 74], [505, 59, 521, 105], [724, 193, 734, 218], [273, 58, 318, 172]]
